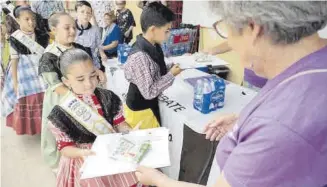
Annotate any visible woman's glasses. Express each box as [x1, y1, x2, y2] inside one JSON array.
[[213, 20, 228, 39]]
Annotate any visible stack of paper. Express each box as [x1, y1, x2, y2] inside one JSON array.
[[168, 55, 229, 70], [80, 127, 171, 179]]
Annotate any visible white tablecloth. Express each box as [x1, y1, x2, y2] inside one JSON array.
[[104, 59, 256, 185]]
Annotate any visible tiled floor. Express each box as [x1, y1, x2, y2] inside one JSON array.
[[1, 118, 56, 187]]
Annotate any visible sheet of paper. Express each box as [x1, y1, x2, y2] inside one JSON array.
[[168, 55, 229, 70], [80, 127, 171, 179]]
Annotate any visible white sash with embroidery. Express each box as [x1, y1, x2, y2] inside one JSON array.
[[11, 30, 45, 55], [60, 92, 116, 135]]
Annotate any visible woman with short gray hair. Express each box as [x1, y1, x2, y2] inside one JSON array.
[[134, 1, 327, 187]]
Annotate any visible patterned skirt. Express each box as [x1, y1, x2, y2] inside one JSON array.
[[2, 54, 46, 135], [6, 92, 44, 135]]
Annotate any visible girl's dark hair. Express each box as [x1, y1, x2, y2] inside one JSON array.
[[5, 6, 35, 35], [13, 5, 34, 18], [75, 1, 92, 11], [48, 12, 73, 29], [59, 48, 93, 77], [5, 15, 20, 35], [7, 6, 47, 34]]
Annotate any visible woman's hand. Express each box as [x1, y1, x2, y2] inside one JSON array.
[[136, 166, 168, 186], [204, 114, 238, 141]]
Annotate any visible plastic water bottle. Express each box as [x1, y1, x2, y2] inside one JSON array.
[[180, 44, 185, 55], [172, 46, 178, 56], [177, 44, 182, 56], [211, 76, 226, 110], [185, 43, 191, 54], [202, 79, 213, 114], [216, 78, 226, 108], [118, 44, 131, 64], [170, 30, 176, 44], [193, 80, 204, 112]]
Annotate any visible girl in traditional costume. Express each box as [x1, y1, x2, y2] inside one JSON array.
[[38, 12, 106, 170], [1, 6, 49, 135], [47, 48, 140, 187]]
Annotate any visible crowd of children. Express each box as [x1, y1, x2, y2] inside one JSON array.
[[0, 1, 179, 187]]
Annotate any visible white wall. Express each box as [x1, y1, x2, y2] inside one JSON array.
[[182, 1, 220, 28]]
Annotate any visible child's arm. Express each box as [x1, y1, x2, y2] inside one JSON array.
[[60, 146, 95, 159], [11, 58, 19, 94], [99, 49, 108, 62], [90, 11, 98, 27], [124, 26, 134, 37], [48, 121, 95, 159], [9, 44, 19, 94], [95, 27, 108, 61], [124, 53, 177, 100], [124, 10, 136, 37]]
